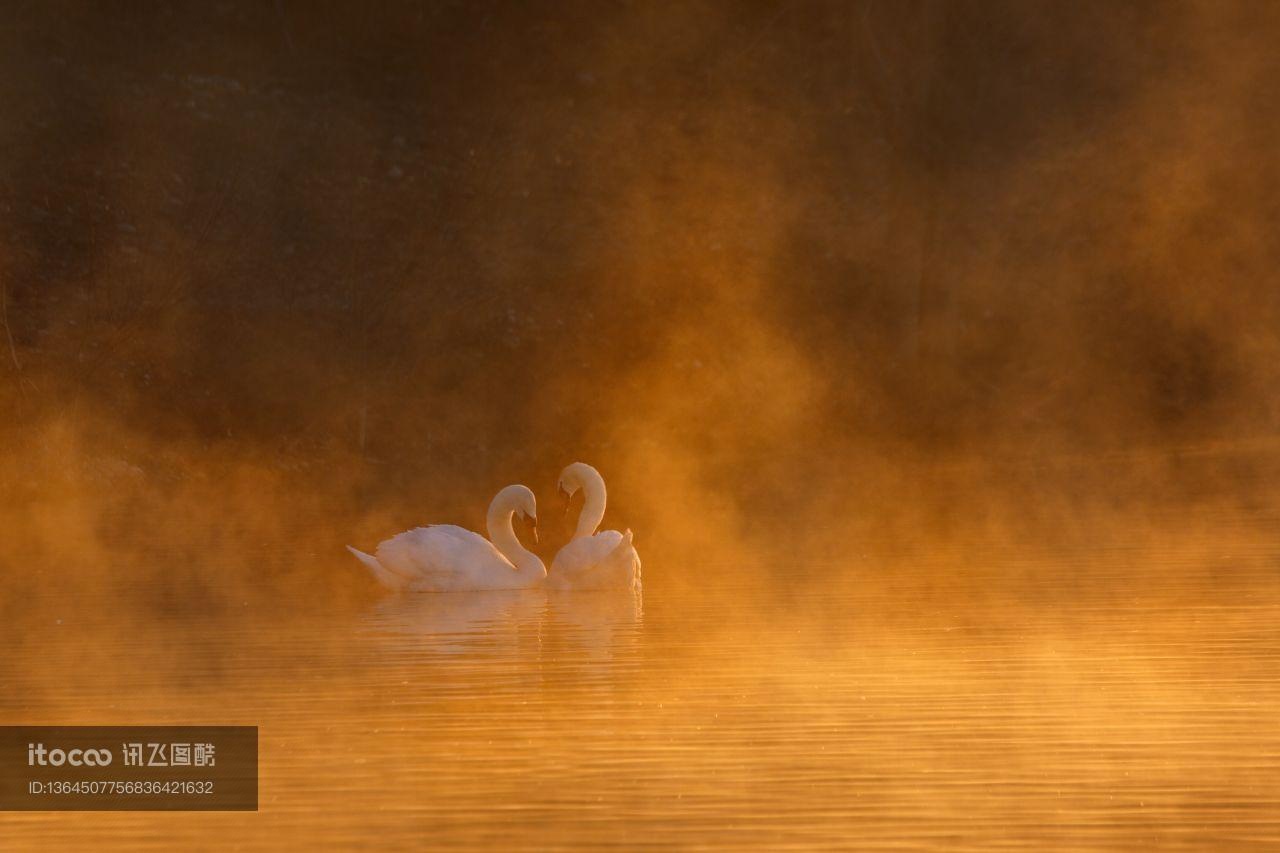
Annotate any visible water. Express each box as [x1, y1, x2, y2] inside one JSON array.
[[2, 550, 1279, 850]]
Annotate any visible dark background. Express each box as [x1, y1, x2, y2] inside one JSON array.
[[1, 1, 1278, 602]]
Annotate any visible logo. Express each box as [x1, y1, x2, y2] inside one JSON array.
[[27, 743, 113, 767]]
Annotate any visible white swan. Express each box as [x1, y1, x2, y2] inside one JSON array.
[[347, 484, 546, 592], [549, 462, 641, 591]]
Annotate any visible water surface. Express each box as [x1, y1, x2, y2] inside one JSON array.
[[2, 550, 1279, 850]]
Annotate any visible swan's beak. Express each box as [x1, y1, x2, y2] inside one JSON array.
[[558, 483, 571, 516]]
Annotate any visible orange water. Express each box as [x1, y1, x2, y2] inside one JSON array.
[[2, 549, 1279, 850]]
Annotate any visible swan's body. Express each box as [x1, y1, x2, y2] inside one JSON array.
[[549, 463, 641, 591], [347, 485, 546, 592]]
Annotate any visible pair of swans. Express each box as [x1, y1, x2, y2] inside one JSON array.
[[347, 462, 641, 592]]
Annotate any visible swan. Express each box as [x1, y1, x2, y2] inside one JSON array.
[[548, 462, 641, 591], [347, 484, 547, 592]]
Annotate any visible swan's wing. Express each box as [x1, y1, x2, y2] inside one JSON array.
[[550, 529, 643, 590], [551, 530, 624, 577], [599, 529, 641, 590], [347, 545, 413, 590], [375, 524, 512, 586]]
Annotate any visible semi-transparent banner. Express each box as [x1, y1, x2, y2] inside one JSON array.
[[0, 726, 257, 811]]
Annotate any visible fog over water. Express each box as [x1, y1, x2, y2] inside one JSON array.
[[2, 1, 1278, 613], [2, 3, 1280, 849]]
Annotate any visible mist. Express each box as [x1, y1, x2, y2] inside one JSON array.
[[2, 0, 1279, 612]]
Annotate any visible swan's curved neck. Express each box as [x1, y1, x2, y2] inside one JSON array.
[[573, 467, 607, 540], [487, 494, 538, 570]]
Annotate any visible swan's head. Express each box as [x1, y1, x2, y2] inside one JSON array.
[[557, 461, 601, 499], [492, 483, 539, 544]]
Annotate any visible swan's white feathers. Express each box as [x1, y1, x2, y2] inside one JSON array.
[[347, 483, 548, 594], [374, 524, 516, 589], [550, 529, 622, 574], [549, 528, 640, 590], [346, 545, 411, 590], [599, 529, 641, 590], [548, 463, 641, 591]]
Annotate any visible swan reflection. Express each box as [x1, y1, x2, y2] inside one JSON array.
[[360, 587, 643, 663]]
